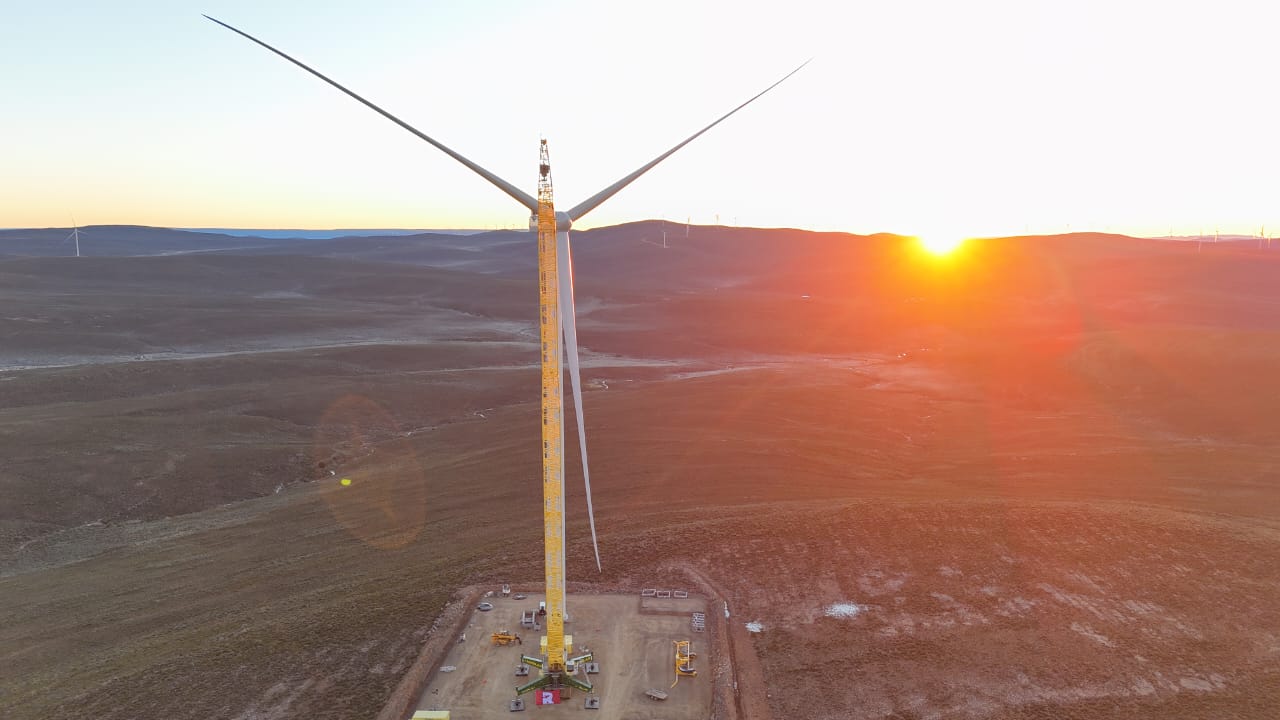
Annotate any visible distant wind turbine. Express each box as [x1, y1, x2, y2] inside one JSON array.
[[64, 218, 84, 258], [639, 228, 669, 249]]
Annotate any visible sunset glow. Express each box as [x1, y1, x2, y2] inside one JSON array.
[[919, 236, 966, 256]]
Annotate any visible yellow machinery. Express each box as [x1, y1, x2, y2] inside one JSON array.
[[672, 640, 697, 687], [491, 630, 518, 646], [517, 141, 593, 696]]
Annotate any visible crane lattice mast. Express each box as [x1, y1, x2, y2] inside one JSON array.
[[518, 140, 593, 695]]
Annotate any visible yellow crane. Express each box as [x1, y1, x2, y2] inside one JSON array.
[[516, 141, 594, 695]]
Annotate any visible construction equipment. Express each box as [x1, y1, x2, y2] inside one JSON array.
[[491, 630, 520, 646], [513, 141, 596, 697], [671, 640, 697, 687]]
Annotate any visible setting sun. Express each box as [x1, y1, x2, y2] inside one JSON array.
[[918, 236, 966, 255]]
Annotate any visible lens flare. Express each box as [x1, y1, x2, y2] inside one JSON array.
[[315, 395, 426, 550]]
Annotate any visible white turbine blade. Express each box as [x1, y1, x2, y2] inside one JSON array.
[[557, 230, 601, 572], [203, 15, 538, 213], [566, 59, 810, 222]]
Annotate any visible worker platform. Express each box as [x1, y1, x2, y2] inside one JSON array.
[[415, 592, 712, 719]]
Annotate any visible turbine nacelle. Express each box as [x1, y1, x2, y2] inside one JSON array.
[[527, 211, 574, 233]]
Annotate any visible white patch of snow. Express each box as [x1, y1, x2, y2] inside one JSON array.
[[824, 601, 865, 618]]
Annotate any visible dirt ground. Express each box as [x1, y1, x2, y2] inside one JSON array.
[[4, 358, 1279, 720], [683, 500, 1280, 720], [4, 229, 1280, 719], [417, 592, 712, 719]]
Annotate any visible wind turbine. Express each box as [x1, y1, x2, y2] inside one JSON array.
[[204, 15, 806, 697], [64, 218, 83, 258], [638, 227, 669, 249]]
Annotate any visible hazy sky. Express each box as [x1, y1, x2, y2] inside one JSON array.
[[4, 0, 1276, 238]]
